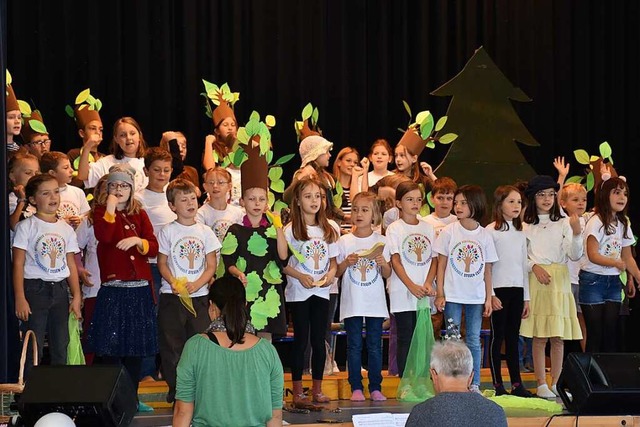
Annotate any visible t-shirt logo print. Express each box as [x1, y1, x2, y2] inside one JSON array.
[[57, 202, 78, 219], [301, 239, 328, 274], [173, 237, 205, 274], [212, 220, 231, 242], [450, 240, 483, 277], [348, 256, 379, 286], [36, 233, 66, 272], [401, 234, 432, 266], [603, 239, 622, 258]]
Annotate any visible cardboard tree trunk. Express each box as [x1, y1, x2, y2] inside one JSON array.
[[432, 47, 539, 195]]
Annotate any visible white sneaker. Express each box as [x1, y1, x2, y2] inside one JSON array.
[[469, 384, 481, 394], [537, 384, 557, 399], [552, 384, 572, 400]]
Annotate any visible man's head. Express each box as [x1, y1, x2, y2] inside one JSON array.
[[430, 341, 473, 393]]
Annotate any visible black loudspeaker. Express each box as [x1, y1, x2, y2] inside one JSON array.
[[18, 365, 137, 427], [557, 352, 640, 415]]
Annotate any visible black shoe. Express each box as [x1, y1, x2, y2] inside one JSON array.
[[511, 384, 534, 398], [495, 385, 509, 396]]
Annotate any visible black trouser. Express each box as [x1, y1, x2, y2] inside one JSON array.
[[489, 287, 524, 387], [581, 302, 621, 353], [394, 310, 417, 378], [158, 293, 211, 402], [290, 296, 329, 380]]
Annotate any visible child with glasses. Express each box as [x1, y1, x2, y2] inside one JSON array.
[[519, 175, 583, 399]]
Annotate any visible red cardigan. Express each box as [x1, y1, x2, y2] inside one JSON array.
[[93, 205, 159, 283]]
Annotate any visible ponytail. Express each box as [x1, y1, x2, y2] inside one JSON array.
[[208, 277, 249, 347]]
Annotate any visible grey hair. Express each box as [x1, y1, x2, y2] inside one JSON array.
[[430, 341, 473, 378]]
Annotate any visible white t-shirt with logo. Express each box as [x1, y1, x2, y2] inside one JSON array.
[[58, 184, 91, 219], [582, 215, 635, 276], [420, 213, 458, 238], [196, 203, 244, 244], [158, 221, 221, 297], [76, 218, 101, 298], [85, 155, 148, 198], [227, 167, 242, 207], [137, 188, 178, 263], [337, 232, 390, 320], [434, 221, 499, 305], [386, 219, 436, 313], [284, 221, 340, 302], [13, 215, 80, 281]]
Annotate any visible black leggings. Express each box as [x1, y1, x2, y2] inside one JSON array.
[[489, 287, 524, 387], [394, 311, 417, 378], [290, 296, 329, 380], [581, 302, 621, 353]]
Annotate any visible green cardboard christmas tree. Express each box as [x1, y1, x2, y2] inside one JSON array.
[[432, 47, 539, 194]]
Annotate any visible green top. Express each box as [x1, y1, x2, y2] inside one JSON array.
[[176, 334, 284, 427]]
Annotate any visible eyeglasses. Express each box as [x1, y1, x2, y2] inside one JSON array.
[[535, 191, 557, 199], [27, 139, 51, 147], [108, 183, 131, 190], [206, 180, 230, 186]]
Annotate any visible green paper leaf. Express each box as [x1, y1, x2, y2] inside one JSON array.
[[18, 100, 31, 116], [435, 116, 448, 132], [247, 232, 269, 256], [268, 166, 283, 181], [268, 191, 275, 208], [402, 100, 412, 119], [265, 225, 277, 239], [236, 256, 247, 273], [259, 134, 270, 155], [65, 105, 74, 118], [264, 260, 283, 284], [220, 82, 230, 94], [288, 243, 306, 263], [86, 94, 96, 105], [311, 107, 319, 126], [221, 233, 238, 255], [215, 257, 225, 279], [599, 141, 612, 159], [75, 88, 90, 105], [620, 270, 627, 285], [232, 148, 247, 167], [397, 128, 405, 134], [426, 141, 436, 149], [266, 150, 273, 164], [245, 119, 260, 136], [95, 99, 102, 111], [245, 272, 262, 302], [419, 113, 435, 139], [426, 191, 435, 208], [236, 127, 249, 144], [565, 176, 583, 184], [202, 79, 217, 97], [249, 110, 260, 122], [589, 155, 599, 162], [574, 149, 591, 165], [274, 200, 288, 213], [78, 104, 87, 111], [29, 119, 48, 134], [6, 69, 12, 85], [250, 287, 281, 330], [586, 171, 595, 191], [301, 103, 313, 121], [270, 179, 285, 193], [265, 115, 276, 127], [415, 110, 431, 126], [438, 133, 458, 144], [419, 203, 430, 217], [221, 157, 231, 168], [274, 153, 295, 166]]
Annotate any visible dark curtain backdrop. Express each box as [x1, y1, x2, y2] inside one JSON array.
[[3, 0, 640, 378]]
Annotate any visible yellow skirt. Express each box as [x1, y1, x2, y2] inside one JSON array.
[[519, 263, 583, 340]]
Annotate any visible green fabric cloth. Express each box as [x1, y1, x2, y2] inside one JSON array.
[[67, 313, 85, 365], [176, 334, 284, 427], [397, 298, 436, 401]]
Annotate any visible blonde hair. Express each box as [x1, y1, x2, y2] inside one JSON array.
[[559, 182, 587, 202], [351, 191, 382, 227], [332, 147, 359, 182]]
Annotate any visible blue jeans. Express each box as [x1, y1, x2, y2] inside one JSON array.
[[579, 270, 623, 304], [444, 303, 483, 386], [344, 316, 384, 392]]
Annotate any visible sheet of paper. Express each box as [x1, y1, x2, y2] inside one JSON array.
[[353, 413, 410, 427]]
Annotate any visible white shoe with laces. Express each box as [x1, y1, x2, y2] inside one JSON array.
[[537, 384, 557, 399], [552, 384, 572, 400], [469, 384, 482, 394]]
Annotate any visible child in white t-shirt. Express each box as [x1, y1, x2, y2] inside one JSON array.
[[40, 151, 90, 229], [283, 176, 340, 407], [579, 176, 640, 353], [337, 192, 391, 401], [157, 179, 220, 403], [387, 182, 437, 377], [197, 167, 244, 245], [13, 174, 82, 370], [434, 185, 498, 393]]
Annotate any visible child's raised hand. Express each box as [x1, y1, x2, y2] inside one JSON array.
[[491, 295, 503, 311], [374, 254, 387, 268], [420, 162, 437, 180], [15, 297, 31, 321], [106, 194, 119, 210], [65, 215, 82, 229], [116, 236, 142, 251], [70, 296, 82, 320], [14, 184, 26, 200], [345, 253, 359, 267], [553, 156, 570, 178], [351, 166, 365, 177], [265, 210, 283, 229], [532, 264, 551, 285], [299, 274, 315, 289], [360, 157, 370, 170], [83, 132, 102, 151], [568, 213, 582, 235]]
